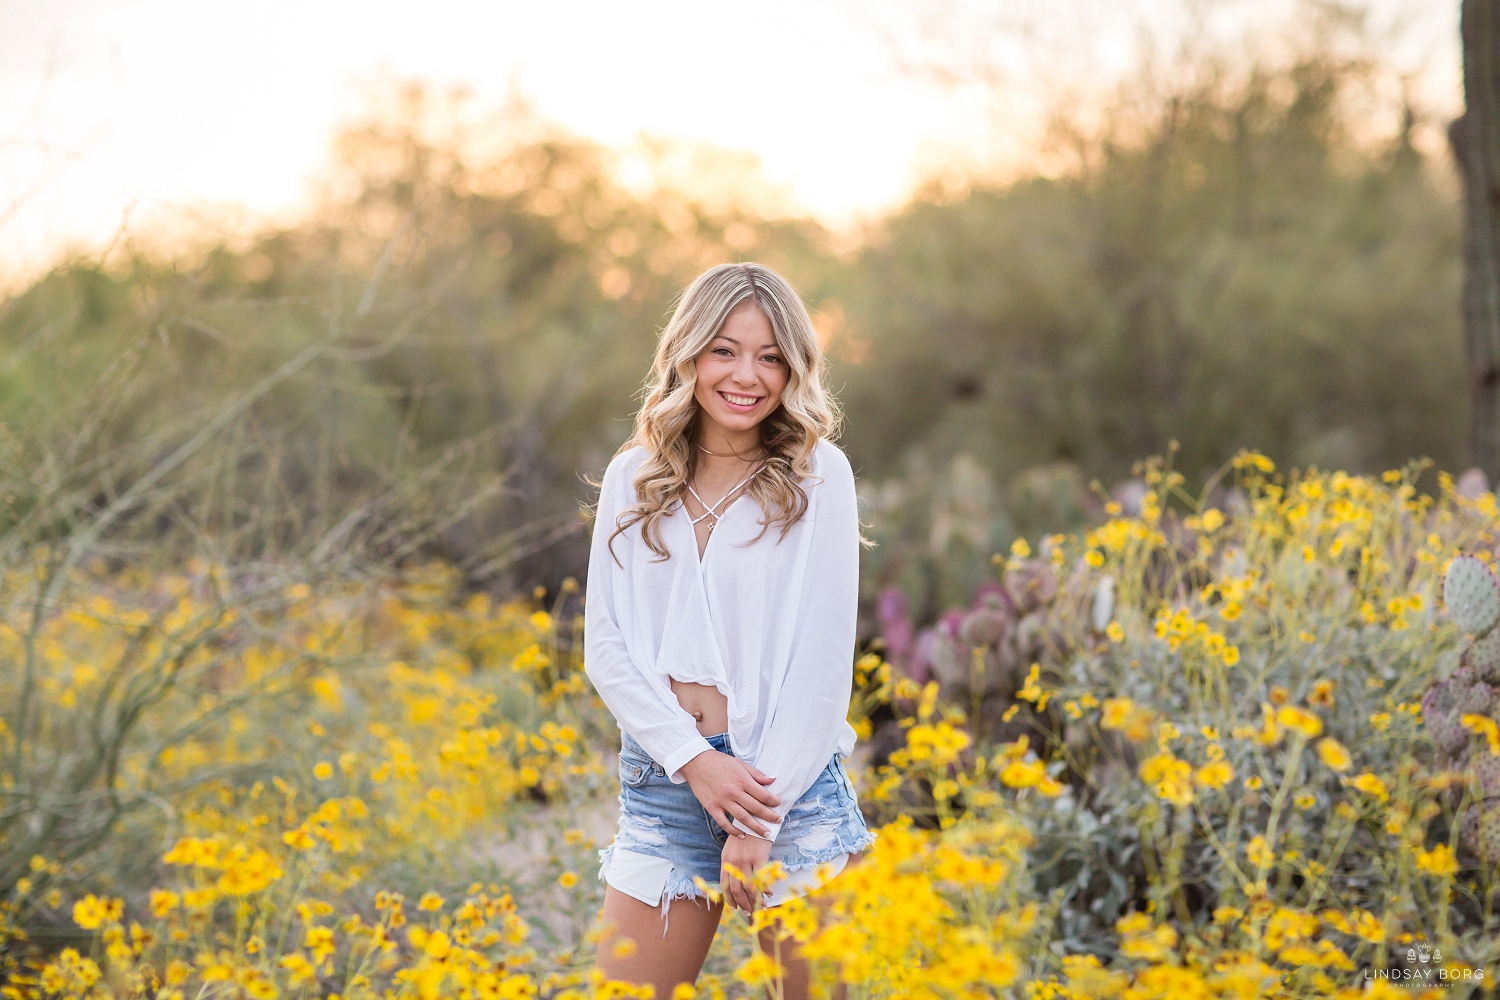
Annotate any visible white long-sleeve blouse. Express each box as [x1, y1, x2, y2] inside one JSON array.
[[583, 437, 860, 841]]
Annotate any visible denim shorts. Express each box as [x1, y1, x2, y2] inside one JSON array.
[[598, 731, 875, 912]]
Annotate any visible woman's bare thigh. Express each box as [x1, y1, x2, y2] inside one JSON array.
[[596, 886, 723, 992], [754, 851, 864, 1000]]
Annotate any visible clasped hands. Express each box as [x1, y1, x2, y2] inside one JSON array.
[[679, 748, 780, 912]]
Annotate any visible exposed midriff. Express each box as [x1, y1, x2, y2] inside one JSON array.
[[670, 678, 729, 737]]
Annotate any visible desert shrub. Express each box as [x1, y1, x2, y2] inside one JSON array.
[[858, 450, 1499, 993]]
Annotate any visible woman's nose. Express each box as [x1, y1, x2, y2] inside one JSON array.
[[733, 355, 758, 384]]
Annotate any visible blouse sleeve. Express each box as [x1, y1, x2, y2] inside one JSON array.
[[734, 444, 860, 842], [583, 452, 715, 783]]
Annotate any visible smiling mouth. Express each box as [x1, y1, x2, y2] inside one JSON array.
[[718, 391, 762, 409]]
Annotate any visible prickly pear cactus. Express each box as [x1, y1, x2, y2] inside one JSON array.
[[1460, 757, 1500, 861], [1474, 754, 1500, 800], [1445, 555, 1500, 637], [1461, 799, 1500, 863], [1421, 668, 1493, 757], [1465, 630, 1500, 685], [1437, 554, 1500, 865], [958, 595, 1013, 648]]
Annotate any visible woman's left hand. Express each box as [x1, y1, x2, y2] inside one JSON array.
[[720, 835, 773, 913]]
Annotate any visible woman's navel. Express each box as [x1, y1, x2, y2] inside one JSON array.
[[670, 678, 729, 736]]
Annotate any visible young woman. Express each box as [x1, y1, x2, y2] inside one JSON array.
[[584, 262, 873, 994]]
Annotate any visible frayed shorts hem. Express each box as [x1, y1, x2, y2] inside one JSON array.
[[598, 828, 874, 910], [598, 731, 875, 916]]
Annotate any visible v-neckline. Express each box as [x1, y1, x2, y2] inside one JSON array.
[[685, 468, 760, 566], [688, 495, 725, 566]]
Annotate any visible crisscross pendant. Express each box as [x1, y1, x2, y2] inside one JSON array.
[[687, 465, 763, 534]]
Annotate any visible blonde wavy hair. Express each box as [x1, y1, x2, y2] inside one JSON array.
[[610, 262, 840, 561]]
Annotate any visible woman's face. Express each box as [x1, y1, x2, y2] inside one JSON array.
[[692, 301, 788, 437]]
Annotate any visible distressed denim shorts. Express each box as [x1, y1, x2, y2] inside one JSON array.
[[598, 731, 875, 913]]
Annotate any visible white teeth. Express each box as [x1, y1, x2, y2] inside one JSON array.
[[722, 393, 759, 406]]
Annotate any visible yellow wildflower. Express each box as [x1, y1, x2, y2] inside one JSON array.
[[999, 759, 1064, 797], [1116, 914, 1178, 960], [734, 953, 783, 986], [304, 926, 335, 963], [215, 846, 283, 896], [1276, 705, 1323, 738], [1352, 910, 1385, 942], [1102, 698, 1135, 729], [1256, 703, 1283, 746], [1348, 773, 1389, 803], [1415, 844, 1458, 876], [1462, 714, 1500, 755], [1317, 738, 1352, 772], [279, 953, 317, 986], [1194, 760, 1234, 790], [72, 895, 122, 930]]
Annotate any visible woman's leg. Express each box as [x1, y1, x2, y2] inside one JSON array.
[[753, 852, 863, 1000], [595, 886, 723, 993]]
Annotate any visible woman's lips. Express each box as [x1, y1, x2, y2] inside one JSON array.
[[718, 390, 762, 412]]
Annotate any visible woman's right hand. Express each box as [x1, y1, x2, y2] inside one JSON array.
[[679, 750, 780, 838]]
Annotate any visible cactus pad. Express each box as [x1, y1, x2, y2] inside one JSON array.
[[1472, 754, 1500, 800], [1445, 555, 1500, 636], [959, 606, 1011, 647], [1421, 668, 1494, 758], [1466, 630, 1500, 685], [1462, 799, 1500, 862]]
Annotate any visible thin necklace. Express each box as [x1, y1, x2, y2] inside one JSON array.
[[700, 443, 766, 461], [686, 464, 763, 536]]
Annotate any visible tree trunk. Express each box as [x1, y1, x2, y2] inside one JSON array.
[[1455, 0, 1500, 483]]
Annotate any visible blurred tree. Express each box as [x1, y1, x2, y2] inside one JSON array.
[[832, 12, 1463, 490], [1453, 0, 1500, 482], [0, 85, 832, 593]]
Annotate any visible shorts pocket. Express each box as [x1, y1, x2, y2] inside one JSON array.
[[603, 847, 674, 906], [618, 746, 658, 788]]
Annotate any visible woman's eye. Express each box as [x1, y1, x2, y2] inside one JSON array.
[[762, 355, 782, 365]]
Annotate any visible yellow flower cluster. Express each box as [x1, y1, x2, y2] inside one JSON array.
[[1153, 601, 1242, 667]]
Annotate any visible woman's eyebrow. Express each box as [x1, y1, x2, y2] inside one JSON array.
[[711, 334, 779, 351]]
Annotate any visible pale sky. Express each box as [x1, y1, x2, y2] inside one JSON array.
[[0, 0, 1460, 283]]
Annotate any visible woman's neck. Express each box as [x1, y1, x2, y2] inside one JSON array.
[[696, 422, 763, 461]]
